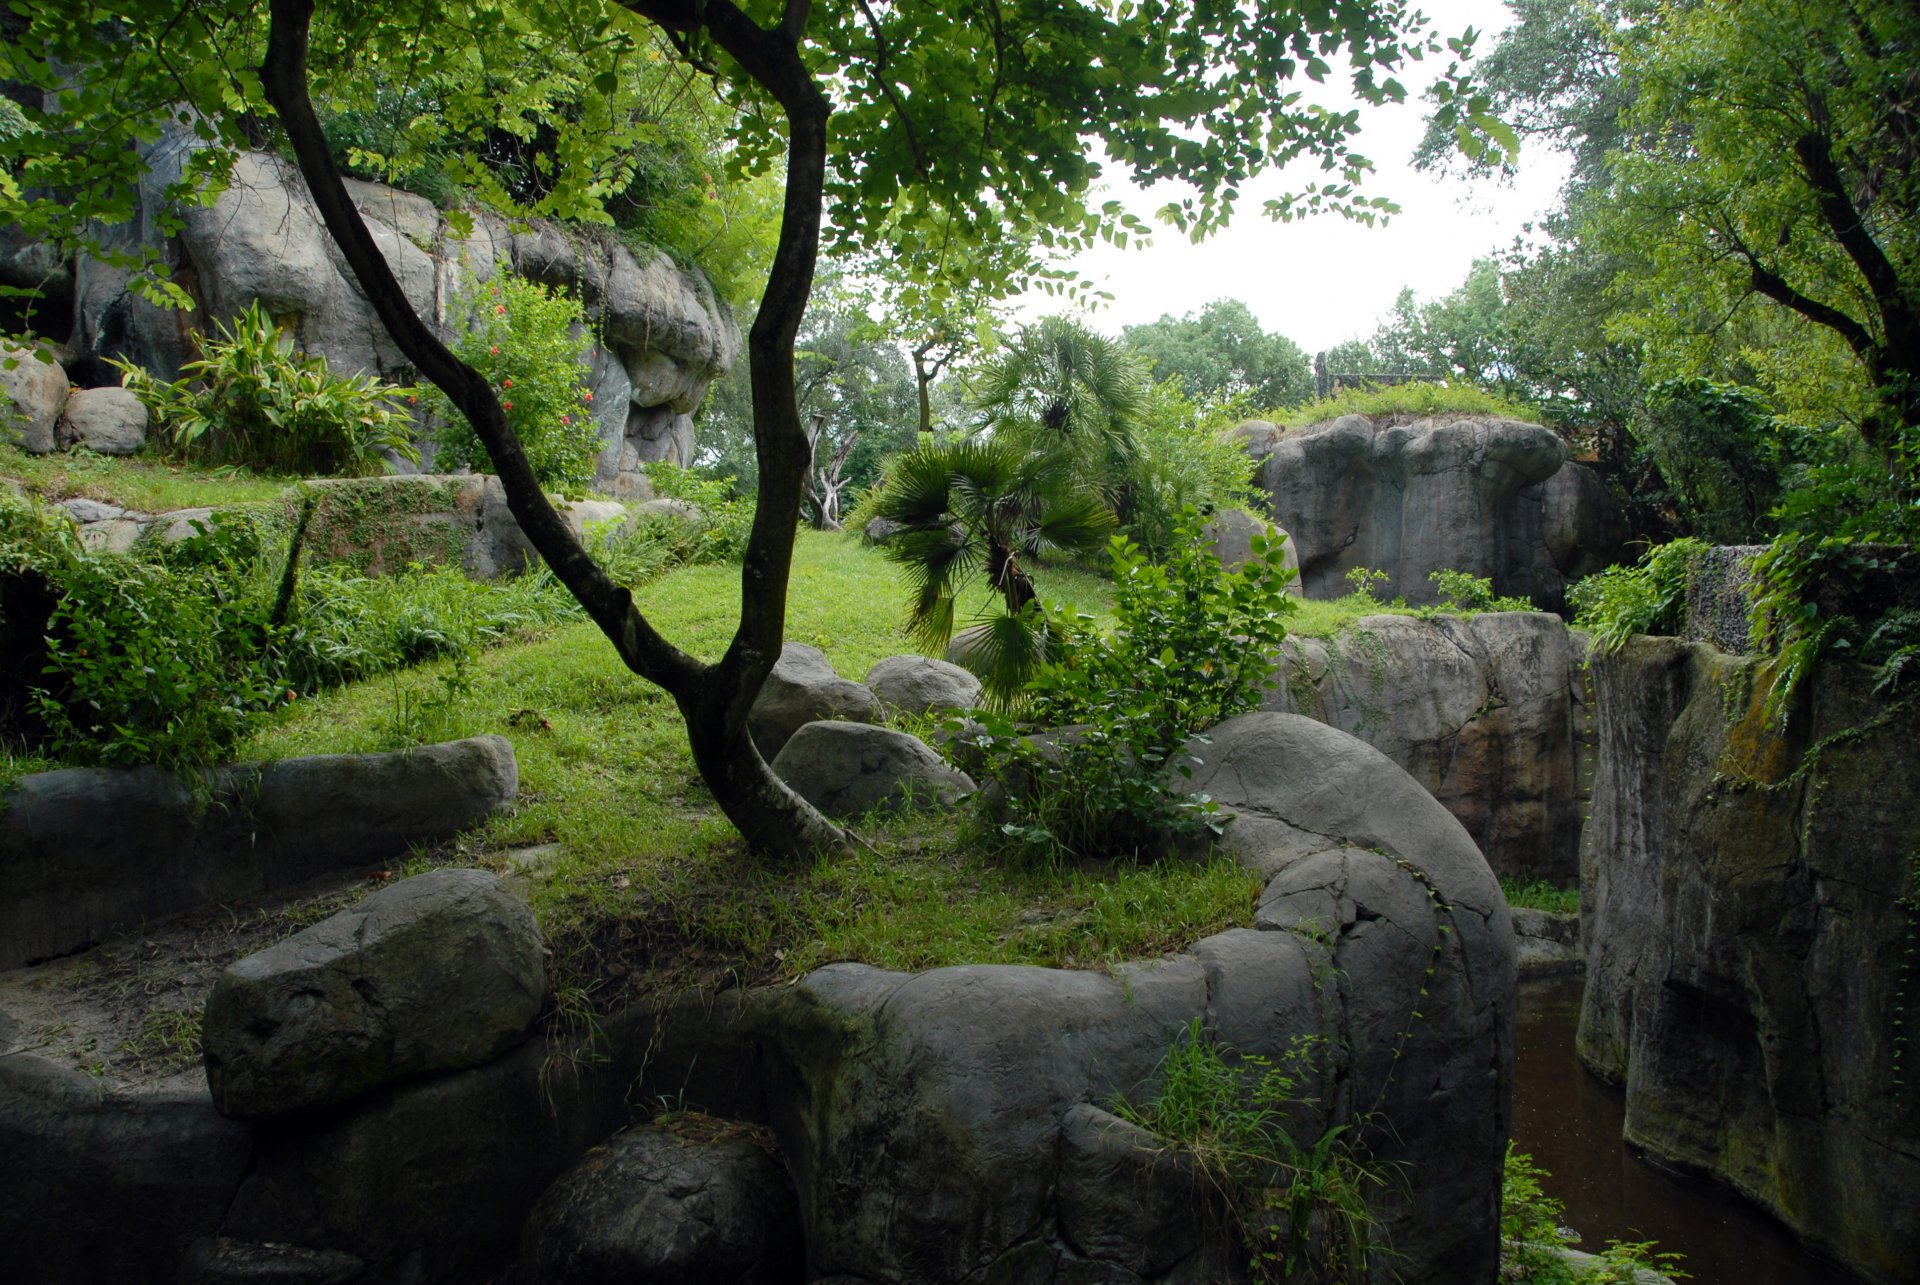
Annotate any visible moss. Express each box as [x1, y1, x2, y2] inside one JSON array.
[[294, 475, 471, 575]]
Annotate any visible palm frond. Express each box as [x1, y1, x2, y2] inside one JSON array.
[[950, 602, 1058, 706]]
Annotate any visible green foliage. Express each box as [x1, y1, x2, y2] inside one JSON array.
[[1747, 535, 1920, 726], [985, 510, 1295, 860], [1502, 1145, 1687, 1283], [641, 463, 755, 562], [1500, 879, 1579, 916], [1123, 298, 1313, 410], [1568, 539, 1711, 655], [1113, 1020, 1386, 1283], [1631, 381, 1816, 545], [1122, 378, 1266, 559], [115, 303, 417, 476], [874, 436, 1115, 691], [1274, 381, 1533, 428], [1426, 569, 1534, 614], [428, 272, 600, 492]]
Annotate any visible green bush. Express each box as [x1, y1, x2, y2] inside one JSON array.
[[984, 507, 1294, 859], [1502, 1145, 1686, 1283], [1123, 377, 1265, 558], [116, 302, 418, 476], [1427, 569, 1534, 614], [429, 272, 602, 492], [1274, 380, 1531, 428], [1567, 539, 1709, 654]]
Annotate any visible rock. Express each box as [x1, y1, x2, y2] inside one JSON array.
[[1511, 908, 1582, 977], [770, 722, 974, 818], [1201, 506, 1302, 592], [1226, 417, 1283, 460], [55, 496, 126, 525], [151, 506, 219, 543], [1253, 412, 1624, 611], [56, 386, 147, 454], [863, 654, 982, 716], [56, 134, 737, 481], [1054, 1103, 1223, 1278], [1, 734, 519, 971], [0, 1053, 253, 1284], [516, 1121, 805, 1285], [203, 869, 546, 1120], [0, 343, 68, 453], [861, 516, 903, 545], [1577, 638, 1920, 1283], [632, 496, 703, 522], [178, 1238, 368, 1285], [1266, 611, 1588, 882], [747, 643, 878, 758]]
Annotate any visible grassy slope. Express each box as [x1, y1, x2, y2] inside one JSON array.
[[248, 530, 1258, 1000], [1, 444, 294, 511]]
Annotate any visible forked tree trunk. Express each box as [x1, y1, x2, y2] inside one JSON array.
[[262, 0, 848, 858]]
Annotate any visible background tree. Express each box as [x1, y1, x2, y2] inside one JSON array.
[[1122, 298, 1313, 410], [4, 0, 1477, 855]]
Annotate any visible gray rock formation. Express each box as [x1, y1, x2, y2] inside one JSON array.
[[516, 1123, 805, 1285], [0, 342, 67, 453], [52, 134, 737, 490], [747, 643, 878, 758], [203, 869, 545, 1120], [1253, 413, 1626, 611], [1054, 1102, 1229, 1279], [1201, 505, 1303, 593], [1510, 908, 1582, 977], [1266, 612, 1592, 882], [863, 654, 982, 716], [55, 385, 147, 454], [1577, 638, 1920, 1284], [178, 1238, 368, 1285], [0, 735, 518, 970], [770, 722, 974, 817]]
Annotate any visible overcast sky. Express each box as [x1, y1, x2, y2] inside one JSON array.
[[1029, 0, 1571, 355]]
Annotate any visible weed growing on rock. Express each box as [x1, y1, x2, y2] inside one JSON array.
[[1502, 1145, 1687, 1283]]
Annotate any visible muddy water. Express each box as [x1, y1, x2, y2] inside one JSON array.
[[1512, 975, 1862, 1285]]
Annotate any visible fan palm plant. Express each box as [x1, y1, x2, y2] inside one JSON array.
[[873, 436, 1115, 700], [969, 315, 1148, 511]]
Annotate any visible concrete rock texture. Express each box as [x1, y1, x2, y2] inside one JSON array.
[[47, 134, 737, 490], [516, 1123, 805, 1285], [863, 654, 982, 716], [55, 385, 147, 454], [1266, 612, 1593, 882], [770, 722, 974, 818], [1255, 414, 1625, 611], [0, 341, 68, 453], [0, 735, 518, 970], [747, 643, 878, 758], [1577, 638, 1920, 1284], [202, 869, 546, 1120]]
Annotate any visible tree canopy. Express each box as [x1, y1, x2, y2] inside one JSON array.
[[1122, 298, 1313, 410]]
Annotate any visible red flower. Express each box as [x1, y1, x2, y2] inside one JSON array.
[[490, 345, 498, 355], [503, 401, 513, 410], [502, 377, 513, 389], [560, 415, 570, 425], [583, 391, 594, 401], [495, 305, 506, 315], [286, 689, 297, 703]]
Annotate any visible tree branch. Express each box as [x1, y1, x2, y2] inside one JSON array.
[[855, 0, 932, 181], [1723, 225, 1878, 360], [1794, 129, 1911, 330], [261, 0, 700, 694]]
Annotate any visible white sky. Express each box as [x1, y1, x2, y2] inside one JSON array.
[[1025, 0, 1570, 354]]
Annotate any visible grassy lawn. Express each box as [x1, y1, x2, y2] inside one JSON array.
[[246, 529, 1259, 1009], [1, 444, 295, 511]]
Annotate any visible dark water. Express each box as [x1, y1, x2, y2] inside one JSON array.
[[1512, 975, 1863, 1285]]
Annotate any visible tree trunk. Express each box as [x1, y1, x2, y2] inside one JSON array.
[[263, 0, 848, 858]]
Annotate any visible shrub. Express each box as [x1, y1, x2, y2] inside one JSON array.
[[1123, 377, 1266, 558], [1427, 569, 1534, 614], [1501, 1145, 1686, 1283], [1274, 380, 1531, 428], [984, 507, 1294, 859], [1567, 538, 1710, 654], [116, 302, 418, 476], [428, 271, 602, 492]]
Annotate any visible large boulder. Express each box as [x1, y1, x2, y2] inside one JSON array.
[[1266, 611, 1591, 882], [0, 343, 68, 453], [56, 385, 147, 454], [1201, 506, 1303, 593], [516, 1121, 805, 1285], [1253, 413, 1626, 611], [0, 734, 520, 970], [202, 869, 546, 1120], [55, 135, 738, 488], [770, 722, 974, 818], [1577, 638, 1920, 1283], [863, 654, 982, 717], [747, 643, 878, 758]]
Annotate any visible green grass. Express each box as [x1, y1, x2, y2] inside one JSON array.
[[1, 443, 294, 511], [245, 528, 1255, 1001], [1270, 381, 1535, 429], [1500, 878, 1579, 915]]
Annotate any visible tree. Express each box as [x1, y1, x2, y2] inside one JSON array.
[[1122, 298, 1313, 410], [4, 0, 1474, 856]]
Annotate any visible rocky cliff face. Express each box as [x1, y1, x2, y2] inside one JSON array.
[[9, 133, 738, 495], [1266, 612, 1594, 884], [1246, 414, 1626, 612], [1577, 638, 1920, 1284]]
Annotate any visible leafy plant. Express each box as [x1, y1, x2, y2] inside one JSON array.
[[1113, 1019, 1388, 1283], [1567, 539, 1711, 655], [1275, 381, 1532, 428], [1427, 569, 1534, 614], [641, 463, 756, 563], [1122, 376, 1266, 558], [428, 271, 602, 492], [1747, 534, 1920, 725], [985, 508, 1295, 860], [1502, 1145, 1687, 1283], [115, 302, 418, 476], [1501, 878, 1579, 916]]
